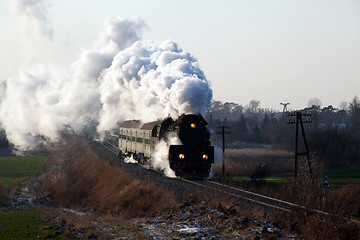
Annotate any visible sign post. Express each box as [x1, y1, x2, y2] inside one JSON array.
[[319, 176, 331, 208]]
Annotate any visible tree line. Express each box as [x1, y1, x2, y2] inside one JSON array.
[[205, 97, 360, 168]]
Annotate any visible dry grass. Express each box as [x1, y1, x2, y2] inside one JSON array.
[[211, 148, 360, 239], [253, 179, 360, 239], [213, 148, 293, 176], [226, 148, 292, 160], [253, 181, 360, 239], [271, 209, 360, 240], [326, 183, 360, 218], [41, 138, 176, 218]]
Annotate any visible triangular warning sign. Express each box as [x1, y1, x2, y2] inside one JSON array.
[[320, 176, 331, 188]]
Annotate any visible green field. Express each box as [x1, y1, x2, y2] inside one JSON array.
[[0, 209, 84, 239], [322, 167, 360, 188], [0, 156, 67, 239], [0, 209, 45, 239], [0, 156, 47, 189], [230, 167, 360, 189]]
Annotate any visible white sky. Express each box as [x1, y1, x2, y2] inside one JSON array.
[[0, 0, 359, 111]]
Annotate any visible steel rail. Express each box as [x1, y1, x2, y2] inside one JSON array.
[[204, 180, 360, 224], [179, 178, 291, 212], [103, 139, 118, 149], [100, 139, 119, 155], [207, 180, 300, 208]]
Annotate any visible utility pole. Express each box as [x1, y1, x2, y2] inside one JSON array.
[[216, 126, 230, 179], [288, 112, 312, 180], [281, 102, 290, 115]]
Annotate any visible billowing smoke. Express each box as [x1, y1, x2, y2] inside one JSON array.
[[97, 39, 212, 133], [150, 136, 181, 178], [0, 13, 212, 151], [11, 0, 54, 40], [0, 16, 147, 148]]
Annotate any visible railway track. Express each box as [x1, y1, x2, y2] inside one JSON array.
[[181, 178, 294, 212], [101, 139, 119, 155], [97, 139, 359, 223]]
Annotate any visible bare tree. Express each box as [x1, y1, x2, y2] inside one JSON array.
[[307, 97, 322, 109], [339, 101, 348, 111], [349, 96, 360, 135], [247, 99, 260, 113]]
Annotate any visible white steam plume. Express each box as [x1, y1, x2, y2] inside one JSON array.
[[150, 135, 181, 178], [11, 0, 54, 40], [0, 17, 146, 148], [97, 40, 212, 133], [0, 15, 212, 150]]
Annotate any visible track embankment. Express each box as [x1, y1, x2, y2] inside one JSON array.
[[95, 138, 360, 226]]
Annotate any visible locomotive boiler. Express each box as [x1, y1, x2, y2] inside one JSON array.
[[118, 114, 214, 178]]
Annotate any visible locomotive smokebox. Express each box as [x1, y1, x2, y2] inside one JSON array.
[[176, 114, 210, 146]]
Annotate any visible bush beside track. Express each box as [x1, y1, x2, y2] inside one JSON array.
[[41, 137, 176, 218]]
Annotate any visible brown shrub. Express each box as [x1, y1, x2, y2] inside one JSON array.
[[213, 148, 293, 177], [326, 183, 360, 218], [272, 210, 360, 240], [42, 139, 176, 218]]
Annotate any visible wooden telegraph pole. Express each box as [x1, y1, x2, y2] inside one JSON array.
[[216, 126, 230, 179]]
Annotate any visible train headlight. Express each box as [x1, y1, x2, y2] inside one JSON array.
[[190, 123, 196, 128], [179, 154, 185, 159], [202, 154, 208, 160]]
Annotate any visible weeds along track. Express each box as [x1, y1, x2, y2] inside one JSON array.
[[180, 179, 360, 224], [97, 139, 360, 224], [182, 179, 349, 218], [181, 179, 293, 212]]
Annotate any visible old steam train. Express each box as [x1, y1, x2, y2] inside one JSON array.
[[118, 114, 214, 178]]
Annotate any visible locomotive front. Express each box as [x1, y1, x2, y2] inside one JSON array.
[[168, 114, 214, 178]]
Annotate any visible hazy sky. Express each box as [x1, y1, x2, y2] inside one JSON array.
[[0, 0, 359, 111]]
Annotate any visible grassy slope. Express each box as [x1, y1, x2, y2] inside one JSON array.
[[0, 156, 47, 189]]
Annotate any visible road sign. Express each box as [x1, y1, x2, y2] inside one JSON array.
[[319, 176, 332, 189]]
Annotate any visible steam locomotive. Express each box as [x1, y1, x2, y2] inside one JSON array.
[[118, 114, 214, 178]]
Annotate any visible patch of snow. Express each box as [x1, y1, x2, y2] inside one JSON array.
[[178, 225, 200, 233]]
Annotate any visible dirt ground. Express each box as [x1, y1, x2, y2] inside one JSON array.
[[9, 136, 301, 239]]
